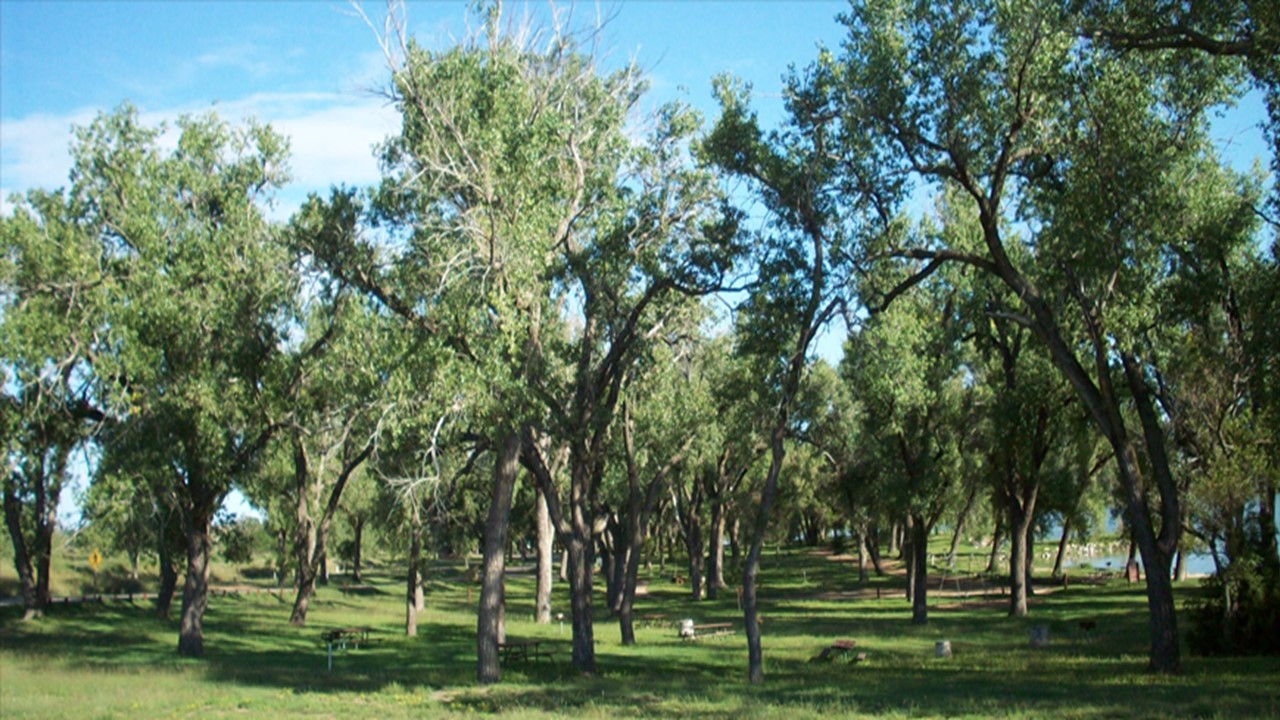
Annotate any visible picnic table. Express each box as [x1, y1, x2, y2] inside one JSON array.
[[498, 639, 556, 664], [678, 620, 735, 641], [810, 639, 865, 663], [321, 626, 375, 671]]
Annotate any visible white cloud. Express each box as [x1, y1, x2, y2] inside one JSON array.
[[0, 108, 98, 192], [0, 92, 401, 213]]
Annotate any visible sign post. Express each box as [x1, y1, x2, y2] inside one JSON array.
[[88, 549, 102, 592]]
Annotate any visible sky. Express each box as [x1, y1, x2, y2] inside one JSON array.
[[0, 0, 1271, 522], [0, 0, 854, 216]]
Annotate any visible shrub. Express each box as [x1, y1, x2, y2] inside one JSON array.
[[1186, 556, 1280, 656]]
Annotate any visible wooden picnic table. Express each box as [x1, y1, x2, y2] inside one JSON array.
[[321, 627, 375, 671], [498, 639, 556, 664], [810, 638, 865, 662], [679, 621, 736, 641]]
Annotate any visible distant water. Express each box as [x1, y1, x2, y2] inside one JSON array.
[[1065, 553, 1217, 577]]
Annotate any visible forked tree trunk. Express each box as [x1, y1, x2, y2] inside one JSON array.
[[1008, 492, 1037, 617], [3, 483, 40, 620], [477, 432, 520, 684]]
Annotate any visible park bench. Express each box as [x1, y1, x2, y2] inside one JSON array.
[[678, 620, 735, 641], [498, 639, 556, 665], [810, 639, 866, 663], [636, 613, 670, 628]]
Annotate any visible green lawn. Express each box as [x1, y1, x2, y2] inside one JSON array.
[[2, 547, 1277, 719]]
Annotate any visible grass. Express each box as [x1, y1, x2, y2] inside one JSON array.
[[2, 544, 1278, 719]]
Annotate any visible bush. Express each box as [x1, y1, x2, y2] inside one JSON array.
[[1186, 557, 1280, 656]]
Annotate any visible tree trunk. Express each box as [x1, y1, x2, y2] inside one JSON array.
[[289, 442, 319, 627], [685, 520, 704, 601], [910, 514, 929, 625], [3, 481, 40, 620], [707, 500, 727, 599], [889, 521, 901, 558], [559, 549, 569, 582], [156, 549, 178, 620], [566, 528, 596, 674], [744, 425, 786, 684], [406, 526, 421, 638], [351, 519, 364, 584], [856, 527, 869, 583], [986, 516, 1004, 574], [177, 506, 213, 657], [155, 503, 179, 618], [1009, 503, 1032, 617], [477, 431, 520, 684], [1174, 547, 1187, 582], [534, 486, 554, 624], [1025, 531, 1036, 597], [948, 484, 978, 568], [904, 515, 916, 605], [729, 518, 741, 562], [1052, 516, 1072, 579], [866, 523, 885, 576]]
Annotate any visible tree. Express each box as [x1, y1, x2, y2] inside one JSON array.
[[844, 264, 971, 625], [826, 0, 1260, 672], [68, 106, 291, 656], [1, 182, 106, 619], [318, 3, 739, 679], [702, 62, 860, 681]]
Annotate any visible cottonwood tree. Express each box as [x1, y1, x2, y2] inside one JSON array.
[[1, 175, 109, 619], [274, 297, 389, 626], [844, 265, 972, 625], [701, 64, 863, 682], [822, 0, 1262, 672], [68, 106, 291, 656]]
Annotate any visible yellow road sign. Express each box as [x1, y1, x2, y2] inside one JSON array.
[[88, 549, 102, 572]]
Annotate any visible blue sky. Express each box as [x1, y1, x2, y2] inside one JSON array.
[[1, 1, 852, 215], [1, 1, 1271, 523]]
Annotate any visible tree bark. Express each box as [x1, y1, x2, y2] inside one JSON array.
[[1052, 515, 1072, 579], [744, 424, 787, 684], [910, 514, 929, 625], [477, 431, 520, 684], [351, 518, 364, 584], [948, 484, 978, 568], [1008, 493, 1036, 617], [987, 516, 1004, 574], [534, 485, 554, 624], [856, 527, 869, 583], [3, 480, 40, 620], [866, 523, 885, 576], [566, 526, 596, 674], [156, 529, 179, 620], [707, 498, 727, 599], [406, 525, 421, 638], [904, 515, 916, 605], [177, 506, 213, 657]]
